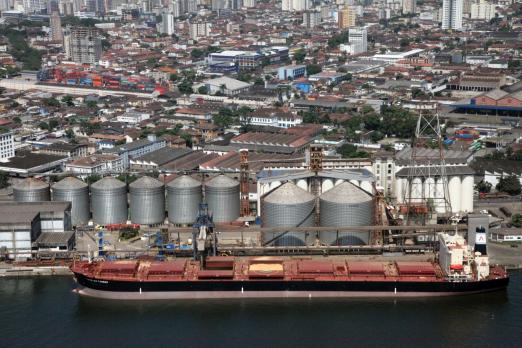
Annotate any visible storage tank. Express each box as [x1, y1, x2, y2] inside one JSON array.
[[167, 175, 202, 225], [262, 182, 315, 247], [319, 182, 373, 246], [90, 177, 128, 225], [449, 176, 461, 213], [461, 175, 474, 213], [52, 177, 90, 226], [205, 175, 239, 223], [129, 176, 165, 225], [13, 178, 50, 202]]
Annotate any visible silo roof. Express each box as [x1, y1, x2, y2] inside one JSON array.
[[167, 175, 201, 188], [320, 182, 372, 204], [52, 176, 87, 189], [91, 177, 126, 189], [206, 175, 238, 188], [264, 182, 314, 204], [129, 176, 164, 189], [13, 178, 48, 190]]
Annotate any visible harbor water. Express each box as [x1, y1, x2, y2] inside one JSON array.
[[1, 272, 522, 348]]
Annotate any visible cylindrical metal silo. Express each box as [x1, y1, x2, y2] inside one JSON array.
[[90, 177, 128, 225], [52, 177, 90, 226], [319, 181, 373, 246], [129, 176, 165, 225], [205, 175, 239, 223], [262, 182, 315, 247], [449, 176, 461, 213], [167, 175, 202, 225], [13, 178, 50, 202]]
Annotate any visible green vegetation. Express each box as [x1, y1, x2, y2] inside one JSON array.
[[178, 80, 193, 94], [119, 227, 139, 240], [306, 64, 322, 75], [0, 171, 9, 189], [327, 32, 348, 48], [0, 28, 42, 70], [338, 144, 369, 159], [85, 175, 101, 185], [293, 49, 306, 63], [496, 175, 521, 196], [512, 214, 522, 228], [475, 180, 492, 193], [197, 85, 208, 94], [61, 16, 101, 27], [116, 174, 138, 184]]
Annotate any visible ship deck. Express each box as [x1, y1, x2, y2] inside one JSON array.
[[72, 256, 479, 283]]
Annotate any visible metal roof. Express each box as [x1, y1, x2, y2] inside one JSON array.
[[167, 175, 201, 188], [257, 169, 374, 183], [91, 177, 126, 190], [129, 176, 164, 189], [320, 181, 372, 203], [264, 182, 314, 204], [52, 177, 87, 189], [206, 174, 239, 188], [13, 178, 49, 190]]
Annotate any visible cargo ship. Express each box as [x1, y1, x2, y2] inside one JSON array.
[[71, 232, 509, 300]]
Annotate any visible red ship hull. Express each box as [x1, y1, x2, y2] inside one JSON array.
[[71, 257, 509, 300]]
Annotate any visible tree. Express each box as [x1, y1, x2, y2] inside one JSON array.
[[496, 175, 521, 195], [85, 100, 98, 108], [475, 180, 492, 193], [197, 85, 208, 94], [62, 95, 74, 106], [170, 74, 179, 82], [213, 108, 235, 127], [39, 121, 49, 130], [191, 48, 205, 59], [12, 116, 21, 124], [85, 174, 101, 185], [294, 49, 306, 63], [65, 129, 75, 140], [0, 171, 9, 189], [306, 64, 322, 75], [48, 119, 59, 131], [338, 144, 369, 158], [178, 80, 193, 94], [43, 98, 60, 107], [512, 214, 522, 228]]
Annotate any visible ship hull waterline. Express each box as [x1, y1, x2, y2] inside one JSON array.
[[73, 274, 509, 300]]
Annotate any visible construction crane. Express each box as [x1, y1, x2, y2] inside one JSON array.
[[239, 149, 250, 217]]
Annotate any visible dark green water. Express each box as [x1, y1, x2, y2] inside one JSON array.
[[1, 272, 522, 348]]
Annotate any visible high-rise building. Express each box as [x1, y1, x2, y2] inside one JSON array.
[[402, 0, 416, 14], [211, 0, 226, 10], [338, 6, 356, 28], [229, 0, 242, 10], [64, 27, 102, 64], [0, 0, 10, 11], [470, 0, 495, 20], [0, 131, 15, 160], [159, 12, 175, 35], [302, 10, 321, 29], [47, 0, 59, 13], [347, 26, 367, 55], [282, 0, 310, 11], [442, 0, 463, 30], [189, 21, 211, 40], [50, 11, 63, 42], [59, 0, 74, 15], [243, 0, 255, 8], [23, 0, 46, 14]]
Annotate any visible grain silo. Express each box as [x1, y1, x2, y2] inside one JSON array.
[[205, 175, 240, 223], [167, 175, 202, 225], [51, 177, 90, 226], [129, 176, 165, 225], [319, 181, 373, 245], [90, 177, 128, 225], [13, 178, 50, 202], [262, 182, 315, 247]]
